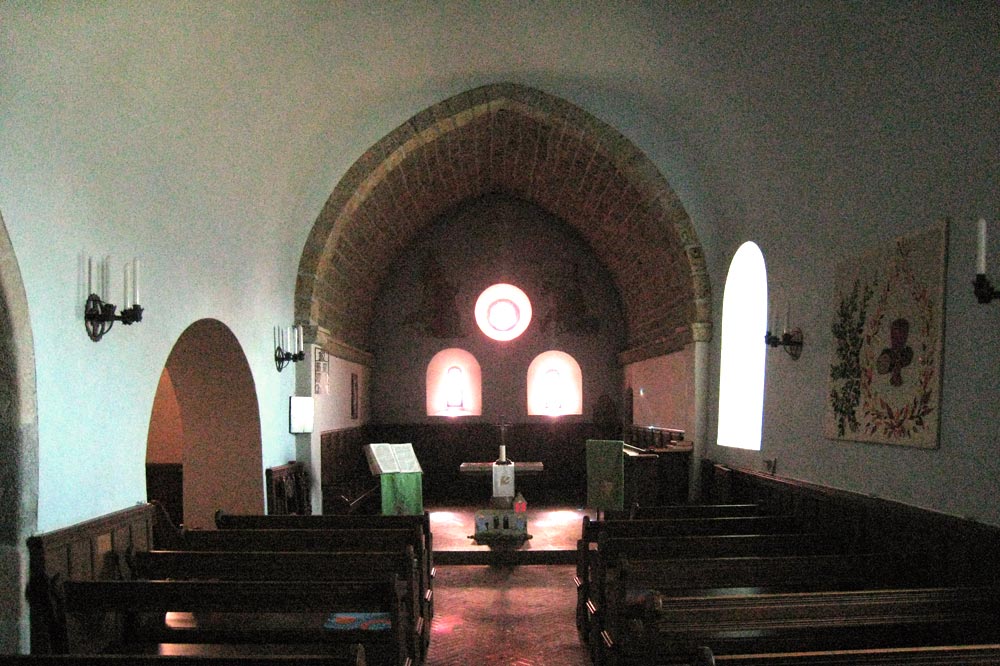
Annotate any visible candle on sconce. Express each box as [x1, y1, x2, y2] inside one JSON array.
[[768, 292, 776, 332], [87, 256, 94, 295], [977, 218, 987, 275], [123, 262, 131, 309], [297, 325, 303, 354], [783, 301, 790, 334], [133, 258, 140, 305]]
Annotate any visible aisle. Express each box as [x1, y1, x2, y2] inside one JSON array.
[[425, 564, 590, 666]]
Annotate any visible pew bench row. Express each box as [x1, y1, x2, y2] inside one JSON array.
[[38, 508, 436, 666], [575, 505, 1000, 666]]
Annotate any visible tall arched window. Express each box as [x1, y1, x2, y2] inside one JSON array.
[[426, 349, 482, 416], [717, 242, 767, 450], [527, 350, 582, 416]]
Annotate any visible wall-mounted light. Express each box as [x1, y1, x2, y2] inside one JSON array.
[[974, 218, 999, 303], [764, 297, 803, 359], [289, 396, 314, 434], [84, 255, 143, 342], [274, 325, 304, 372]]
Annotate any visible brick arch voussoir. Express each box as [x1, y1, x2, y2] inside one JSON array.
[[296, 82, 711, 356]]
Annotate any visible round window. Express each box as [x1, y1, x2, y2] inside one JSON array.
[[475, 284, 532, 341]]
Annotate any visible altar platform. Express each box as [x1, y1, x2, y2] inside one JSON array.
[[427, 503, 595, 565]]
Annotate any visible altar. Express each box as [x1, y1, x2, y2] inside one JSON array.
[[459, 444, 544, 547]]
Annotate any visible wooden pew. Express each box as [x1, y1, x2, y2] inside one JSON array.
[[605, 504, 765, 521], [581, 515, 809, 542], [55, 578, 414, 666], [603, 586, 1000, 666], [696, 643, 1000, 665], [4, 654, 366, 666], [577, 515, 818, 599], [130, 549, 426, 659], [575, 523, 834, 635], [590, 552, 923, 660], [213, 511, 434, 617], [168, 527, 431, 628]]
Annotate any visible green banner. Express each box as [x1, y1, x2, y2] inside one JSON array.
[[380, 472, 424, 515], [586, 439, 624, 511]]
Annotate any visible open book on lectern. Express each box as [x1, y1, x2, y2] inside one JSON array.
[[365, 442, 423, 475]]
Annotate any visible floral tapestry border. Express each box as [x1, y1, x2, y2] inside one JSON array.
[[824, 221, 947, 448]]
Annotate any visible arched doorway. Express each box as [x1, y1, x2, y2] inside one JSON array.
[[0, 210, 38, 653], [146, 319, 264, 529]]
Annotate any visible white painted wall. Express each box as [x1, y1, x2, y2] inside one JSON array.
[[1, 2, 998, 531]]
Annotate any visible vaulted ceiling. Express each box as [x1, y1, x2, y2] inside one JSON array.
[[297, 83, 710, 365]]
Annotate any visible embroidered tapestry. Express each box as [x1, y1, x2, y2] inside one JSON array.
[[824, 220, 947, 448]]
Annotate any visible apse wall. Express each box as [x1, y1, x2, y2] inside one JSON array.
[[369, 194, 626, 424]]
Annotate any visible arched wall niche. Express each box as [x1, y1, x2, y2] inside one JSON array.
[[296, 82, 711, 361], [0, 210, 38, 653], [149, 318, 264, 529]]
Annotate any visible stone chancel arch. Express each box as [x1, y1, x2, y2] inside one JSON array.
[[0, 211, 38, 653], [297, 83, 710, 361]]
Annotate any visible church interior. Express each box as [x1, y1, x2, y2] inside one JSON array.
[[2, 3, 999, 664]]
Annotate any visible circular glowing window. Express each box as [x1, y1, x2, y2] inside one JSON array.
[[475, 283, 532, 341]]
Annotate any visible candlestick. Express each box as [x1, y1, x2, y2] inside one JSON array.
[[133, 258, 140, 304], [83, 254, 144, 341], [103, 256, 110, 301], [123, 262, 131, 309], [977, 218, 987, 274]]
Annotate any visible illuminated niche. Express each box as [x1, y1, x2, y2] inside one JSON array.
[[527, 350, 582, 416], [426, 348, 482, 416], [717, 241, 767, 450], [475, 283, 532, 341]]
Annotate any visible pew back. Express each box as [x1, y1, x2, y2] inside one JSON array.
[[611, 586, 1000, 663], [57, 579, 413, 666], [604, 504, 763, 521], [2, 655, 367, 666]]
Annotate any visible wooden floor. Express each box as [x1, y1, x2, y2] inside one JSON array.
[[425, 504, 592, 666]]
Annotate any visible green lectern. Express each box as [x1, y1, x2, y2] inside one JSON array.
[[586, 439, 624, 513], [364, 443, 423, 516]]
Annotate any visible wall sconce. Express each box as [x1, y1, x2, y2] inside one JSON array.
[[274, 325, 304, 372], [764, 298, 803, 359], [765, 327, 803, 359], [84, 256, 143, 342], [974, 218, 999, 303]]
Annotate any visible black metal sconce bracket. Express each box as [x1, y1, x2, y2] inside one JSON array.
[[974, 274, 1000, 304], [765, 327, 803, 360], [275, 347, 305, 372], [84, 293, 143, 342]]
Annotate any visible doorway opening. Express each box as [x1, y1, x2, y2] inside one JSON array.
[[146, 319, 264, 529]]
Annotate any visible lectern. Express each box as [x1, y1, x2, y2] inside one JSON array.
[[364, 442, 423, 515]]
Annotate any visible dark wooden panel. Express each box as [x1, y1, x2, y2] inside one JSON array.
[[145, 462, 182, 526], [320, 426, 378, 514], [265, 460, 311, 515], [710, 465, 1000, 585], [318, 422, 692, 508], [26, 503, 158, 653]]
